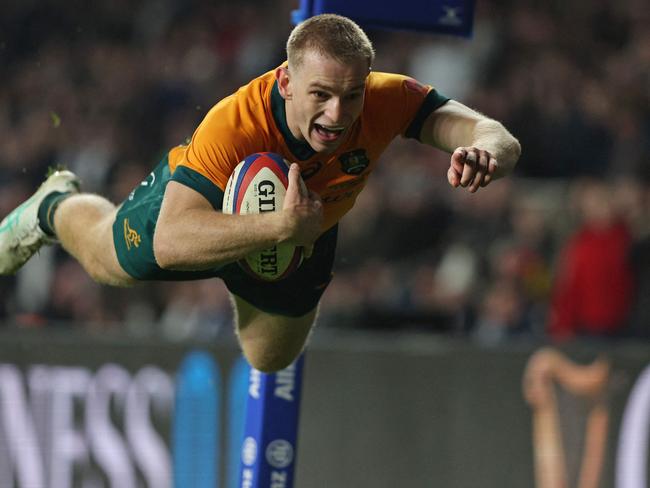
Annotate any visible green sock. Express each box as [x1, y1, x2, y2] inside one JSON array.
[[37, 191, 71, 237]]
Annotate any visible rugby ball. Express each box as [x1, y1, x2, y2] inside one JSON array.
[[222, 152, 304, 281]]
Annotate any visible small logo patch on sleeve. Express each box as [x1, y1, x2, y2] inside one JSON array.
[[404, 78, 428, 95]]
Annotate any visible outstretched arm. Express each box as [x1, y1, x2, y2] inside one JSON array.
[[153, 164, 322, 271], [419, 100, 521, 193]]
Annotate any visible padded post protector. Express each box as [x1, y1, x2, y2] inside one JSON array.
[[292, 0, 475, 37]]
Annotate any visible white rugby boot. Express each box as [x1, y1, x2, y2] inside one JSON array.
[[0, 170, 80, 274]]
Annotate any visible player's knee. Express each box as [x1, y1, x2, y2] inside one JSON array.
[[85, 265, 118, 286], [84, 257, 135, 287], [234, 299, 315, 373], [243, 346, 300, 373]]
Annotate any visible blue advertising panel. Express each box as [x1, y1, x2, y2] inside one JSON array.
[[173, 351, 221, 488], [228, 357, 251, 488]]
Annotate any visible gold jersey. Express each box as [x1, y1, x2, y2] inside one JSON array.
[[168, 64, 448, 231]]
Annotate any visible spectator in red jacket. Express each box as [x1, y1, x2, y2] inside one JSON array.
[[547, 178, 633, 341]]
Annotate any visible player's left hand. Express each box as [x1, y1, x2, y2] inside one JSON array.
[[447, 147, 498, 193]]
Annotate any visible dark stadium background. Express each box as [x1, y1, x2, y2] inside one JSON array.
[[0, 1, 648, 487]]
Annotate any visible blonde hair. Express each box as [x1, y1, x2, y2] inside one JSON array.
[[287, 14, 375, 70]]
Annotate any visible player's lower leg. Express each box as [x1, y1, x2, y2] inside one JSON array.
[[0, 170, 80, 275], [0, 168, 136, 286]]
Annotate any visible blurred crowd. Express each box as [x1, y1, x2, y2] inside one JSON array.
[[0, 0, 648, 344]]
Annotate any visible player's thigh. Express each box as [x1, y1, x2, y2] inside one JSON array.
[[112, 156, 222, 282], [233, 294, 316, 372], [98, 209, 139, 286]]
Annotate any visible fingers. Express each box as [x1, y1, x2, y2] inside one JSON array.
[[465, 151, 488, 193], [459, 150, 478, 188], [449, 147, 498, 193], [450, 148, 466, 174], [480, 155, 498, 188], [291, 167, 322, 210], [283, 163, 322, 252], [447, 165, 460, 187], [288, 163, 307, 196], [448, 148, 465, 187]]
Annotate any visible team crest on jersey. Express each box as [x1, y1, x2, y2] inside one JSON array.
[[339, 150, 369, 175]]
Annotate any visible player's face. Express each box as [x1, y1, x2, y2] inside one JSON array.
[[282, 50, 369, 154]]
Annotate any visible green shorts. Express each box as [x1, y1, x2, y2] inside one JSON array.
[[113, 157, 337, 317]]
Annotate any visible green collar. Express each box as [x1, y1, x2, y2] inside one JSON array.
[[271, 81, 316, 161]]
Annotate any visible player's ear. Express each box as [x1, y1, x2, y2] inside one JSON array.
[[275, 67, 292, 100]]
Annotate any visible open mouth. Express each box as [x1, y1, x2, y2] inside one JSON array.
[[314, 123, 345, 142]]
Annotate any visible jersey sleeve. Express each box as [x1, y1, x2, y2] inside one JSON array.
[[170, 86, 270, 209], [404, 88, 450, 141], [365, 73, 449, 142]]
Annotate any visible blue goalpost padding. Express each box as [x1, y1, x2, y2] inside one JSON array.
[[292, 0, 476, 37], [238, 355, 305, 488]]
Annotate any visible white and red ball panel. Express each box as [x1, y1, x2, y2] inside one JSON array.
[[222, 152, 303, 281]]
